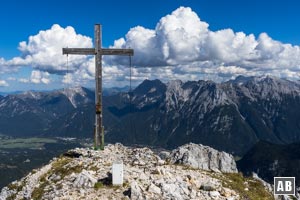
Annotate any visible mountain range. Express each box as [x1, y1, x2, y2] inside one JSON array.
[[1, 76, 300, 156], [105, 75, 300, 156]]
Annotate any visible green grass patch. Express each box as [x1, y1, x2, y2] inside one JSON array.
[[6, 180, 26, 200], [122, 181, 130, 188], [50, 156, 83, 180], [7, 183, 22, 191], [6, 194, 17, 200], [94, 182, 104, 190], [88, 165, 99, 171], [289, 195, 297, 200], [216, 173, 274, 200], [32, 155, 83, 199], [31, 177, 49, 200], [0, 137, 57, 149]]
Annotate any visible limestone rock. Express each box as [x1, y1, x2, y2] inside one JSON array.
[[73, 169, 97, 188], [131, 181, 144, 200], [148, 183, 161, 194], [209, 191, 220, 199], [168, 143, 238, 173]]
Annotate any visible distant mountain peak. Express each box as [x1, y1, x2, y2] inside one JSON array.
[[227, 75, 300, 100], [133, 79, 166, 95], [18, 90, 43, 100], [60, 86, 88, 94], [59, 87, 93, 108], [231, 74, 293, 84], [228, 75, 254, 84], [166, 80, 183, 92]]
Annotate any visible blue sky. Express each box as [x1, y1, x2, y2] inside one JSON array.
[[1, 0, 300, 91]]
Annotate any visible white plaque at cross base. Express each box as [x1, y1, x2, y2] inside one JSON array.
[[112, 163, 123, 185]]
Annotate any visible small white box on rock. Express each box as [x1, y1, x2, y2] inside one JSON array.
[[112, 163, 123, 185]]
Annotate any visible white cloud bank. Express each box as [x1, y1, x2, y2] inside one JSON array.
[[2, 6, 300, 88], [3, 24, 92, 74], [109, 6, 300, 82], [30, 70, 51, 84], [18, 70, 51, 84]]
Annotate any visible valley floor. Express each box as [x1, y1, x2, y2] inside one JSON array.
[[0, 136, 83, 189]]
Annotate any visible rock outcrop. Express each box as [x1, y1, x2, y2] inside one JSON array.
[[0, 143, 273, 200], [168, 143, 238, 173]]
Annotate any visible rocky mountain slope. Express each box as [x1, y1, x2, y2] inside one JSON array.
[[0, 87, 94, 137], [238, 141, 300, 186], [0, 143, 275, 200], [1, 76, 300, 156]]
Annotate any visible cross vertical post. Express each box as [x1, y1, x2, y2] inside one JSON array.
[[95, 24, 103, 150], [62, 24, 134, 150]]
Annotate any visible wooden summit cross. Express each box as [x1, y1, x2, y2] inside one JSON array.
[[62, 24, 134, 150]]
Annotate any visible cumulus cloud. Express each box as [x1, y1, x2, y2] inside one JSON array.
[[62, 73, 73, 84], [3, 24, 92, 74], [19, 78, 29, 83], [62, 58, 95, 85], [0, 80, 8, 87], [107, 6, 300, 82], [30, 70, 51, 84], [7, 77, 16, 81], [110, 7, 209, 67]]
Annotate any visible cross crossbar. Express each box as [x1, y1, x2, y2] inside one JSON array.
[[62, 48, 134, 56]]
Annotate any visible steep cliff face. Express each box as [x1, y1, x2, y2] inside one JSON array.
[[0, 143, 274, 200]]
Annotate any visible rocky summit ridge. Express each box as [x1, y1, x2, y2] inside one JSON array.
[[0, 143, 276, 200]]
